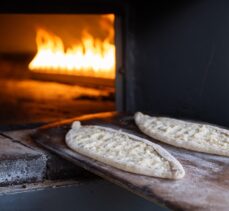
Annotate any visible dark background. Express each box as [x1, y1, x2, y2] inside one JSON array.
[[1, 0, 229, 127], [129, 0, 229, 128]]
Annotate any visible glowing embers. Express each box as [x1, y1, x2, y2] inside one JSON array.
[[29, 15, 115, 79]]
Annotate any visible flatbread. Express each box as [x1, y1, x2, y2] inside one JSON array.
[[65, 121, 185, 179], [135, 112, 229, 157]]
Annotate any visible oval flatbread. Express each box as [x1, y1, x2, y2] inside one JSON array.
[[65, 121, 185, 179], [135, 112, 229, 157]]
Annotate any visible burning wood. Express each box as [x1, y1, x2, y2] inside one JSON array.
[[29, 14, 115, 79]]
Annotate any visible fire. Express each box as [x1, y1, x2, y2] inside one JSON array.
[[29, 15, 115, 79]]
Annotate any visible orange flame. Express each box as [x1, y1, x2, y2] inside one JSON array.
[[29, 15, 115, 79]]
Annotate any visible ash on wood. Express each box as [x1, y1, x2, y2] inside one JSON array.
[[32, 112, 229, 211]]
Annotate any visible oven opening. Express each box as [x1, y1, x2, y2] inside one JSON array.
[[0, 14, 122, 127]]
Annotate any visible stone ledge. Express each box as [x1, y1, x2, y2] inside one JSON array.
[[0, 129, 93, 186], [0, 135, 46, 186]]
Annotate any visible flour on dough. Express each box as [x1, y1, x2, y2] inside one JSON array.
[[65, 121, 185, 179], [135, 112, 229, 157]]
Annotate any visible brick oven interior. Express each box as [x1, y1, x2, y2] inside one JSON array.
[[0, 14, 117, 129], [0, 0, 229, 210]]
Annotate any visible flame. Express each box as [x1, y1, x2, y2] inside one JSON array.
[[29, 15, 115, 79]]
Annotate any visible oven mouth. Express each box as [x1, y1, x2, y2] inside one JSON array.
[[0, 13, 124, 128]]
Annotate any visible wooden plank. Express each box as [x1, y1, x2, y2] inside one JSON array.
[[31, 112, 229, 211]]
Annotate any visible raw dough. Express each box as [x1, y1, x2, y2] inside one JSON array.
[[65, 121, 185, 179], [135, 112, 229, 157]]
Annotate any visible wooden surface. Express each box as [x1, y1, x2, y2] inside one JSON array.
[[32, 112, 229, 211]]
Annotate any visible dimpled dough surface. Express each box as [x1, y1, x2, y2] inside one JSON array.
[[65, 121, 185, 179], [135, 112, 229, 157]]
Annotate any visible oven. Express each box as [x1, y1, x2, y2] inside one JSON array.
[[0, 2, 126, 128], [0, 0, 229, 211]]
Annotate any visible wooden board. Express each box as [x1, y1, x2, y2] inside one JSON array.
[[32, 112, 229, 211]]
